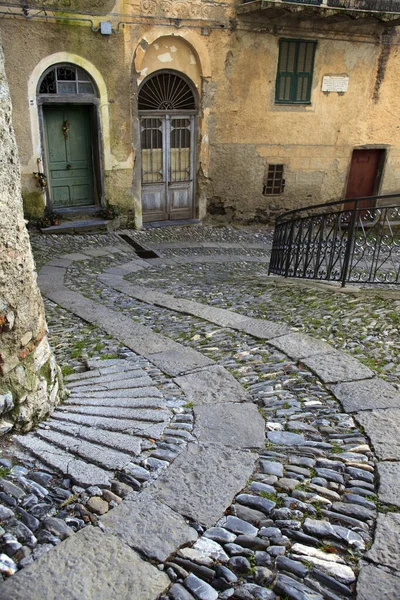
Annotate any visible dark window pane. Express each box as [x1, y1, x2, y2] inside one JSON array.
[[57, 67, 76, 81]]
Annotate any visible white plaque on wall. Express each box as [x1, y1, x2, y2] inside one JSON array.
[[322, 76, 349, 93]]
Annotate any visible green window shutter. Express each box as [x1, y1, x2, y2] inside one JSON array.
[[276, 39, 316, 104]]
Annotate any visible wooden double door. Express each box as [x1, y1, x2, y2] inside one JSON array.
[[43, 105, 95, 209], [141, 115, 195, 222]]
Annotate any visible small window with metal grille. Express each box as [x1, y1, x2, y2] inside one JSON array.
[[263, 164, 285, 195]]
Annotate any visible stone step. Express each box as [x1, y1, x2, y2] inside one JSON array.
[[15, 436, 112, 487], [51, 413, 168, 439], [66, 369, 149, 388], [43, 420, 142, 455], [86, 357, 141, 369], [55, 405, 170, 423], [68, 376, 153, 392], [65, 363, 145, 382], [69, 386, 163, 399], [64, 396, 166, 409], [36, 429, 132, 471], [40, 218, 117, 235]]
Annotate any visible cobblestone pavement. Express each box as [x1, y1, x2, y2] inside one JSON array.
[[0, 225, 399, 600]]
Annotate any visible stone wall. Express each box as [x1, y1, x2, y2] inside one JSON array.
[[0, 37, 62, 433]]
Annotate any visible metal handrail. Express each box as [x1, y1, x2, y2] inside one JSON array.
[[269, 194, 400, 286]]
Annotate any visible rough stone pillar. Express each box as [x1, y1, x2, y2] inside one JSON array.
[[0, 37, 62, 433]]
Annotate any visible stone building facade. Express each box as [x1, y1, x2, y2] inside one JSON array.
[[0, 36, 62, 433], [1, 0, 400, 226]]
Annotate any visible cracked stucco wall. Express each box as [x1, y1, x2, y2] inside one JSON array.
[[1, 1, 400, 226], [0, 36, 63, 433]]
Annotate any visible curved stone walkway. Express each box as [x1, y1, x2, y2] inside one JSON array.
[[1, 229, 399, 599]]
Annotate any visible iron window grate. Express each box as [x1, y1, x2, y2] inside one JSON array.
[[263, 164, 285, 195]]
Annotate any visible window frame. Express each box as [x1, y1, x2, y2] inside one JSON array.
[[275, 38, 317, 105], [263, 164, 285, 196]]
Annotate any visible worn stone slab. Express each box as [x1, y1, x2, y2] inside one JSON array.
[[66, 370, 148, 387], [65, 364, 143, 382], [51, 413, 168, 439], [15, 436, 112, 487], [36, 429, 132, 470], [38, 272, 186, 358], [355, 409, 400, 460], [329, 377, 400, 412], [57, 405, 169, 422], [68, 375, 154, 392], [270, 333, 335, 360], [147, 349, 214, 377], [365, 513, 400, 570], [378, 462, 400, 507], [302, 351, 374, 384], [65, 395, 165, 409], [174, 365, 249, 405], [0, 526, 169, 600], [151, 442, 256, 527], [46, 258, 74, 268], [193, 403, 265, 449], [100, 276, 288, 338], [72, 387, 162, 399], [60, 252, 91, 261], [44, 420, 142, 455], [357, 562, 400, 600], [101, 492, 197, 562]]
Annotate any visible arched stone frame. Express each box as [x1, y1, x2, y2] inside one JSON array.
[[131, 30, 212, 227], [26, 52, 112, 210]]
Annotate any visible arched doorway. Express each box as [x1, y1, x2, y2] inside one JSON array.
[[37, 63, 103, 210], [138, 70, 198, 222]]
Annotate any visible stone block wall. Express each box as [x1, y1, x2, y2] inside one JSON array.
[[0, 37, 62, 433]]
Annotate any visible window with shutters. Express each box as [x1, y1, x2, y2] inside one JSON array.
[[275, 39, 317, 104]]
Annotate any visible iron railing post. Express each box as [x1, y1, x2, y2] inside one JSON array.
[[284, 219, 295, 278], [341, 199, 359, 287]]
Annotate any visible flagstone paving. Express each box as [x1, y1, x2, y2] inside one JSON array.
[[0, 226, 399, 599]]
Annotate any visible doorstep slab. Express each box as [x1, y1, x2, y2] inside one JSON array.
[[0, 526, 169, 600]]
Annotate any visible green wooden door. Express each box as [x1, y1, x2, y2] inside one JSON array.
[[44, 105, 94, 208]]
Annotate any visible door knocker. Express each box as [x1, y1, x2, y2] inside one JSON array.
[[62, 120, 70, 140]]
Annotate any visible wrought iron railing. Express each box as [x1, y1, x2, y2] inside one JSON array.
[[241, 0, 400, 12], [268, 194, 400, 286]]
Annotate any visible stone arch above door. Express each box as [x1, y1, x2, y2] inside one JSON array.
[[27, 53, 112, 173]]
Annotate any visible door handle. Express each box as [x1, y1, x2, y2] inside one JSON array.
[[67, 164, 72, 170]]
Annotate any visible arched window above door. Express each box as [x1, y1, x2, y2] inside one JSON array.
[[38, 64, 97, 96], [138, 71, 196, 111]]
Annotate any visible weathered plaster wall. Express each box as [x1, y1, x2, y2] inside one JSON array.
[[1, 1, 400, 225], [0, 37, 63, 433], [206, 28, 400, 222], [0, 19, 134, 223]]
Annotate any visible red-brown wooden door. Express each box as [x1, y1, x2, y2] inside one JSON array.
[[345, 149, 384, 210]]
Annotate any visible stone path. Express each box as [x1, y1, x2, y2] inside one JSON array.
[[0, 226, 399, 599]]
